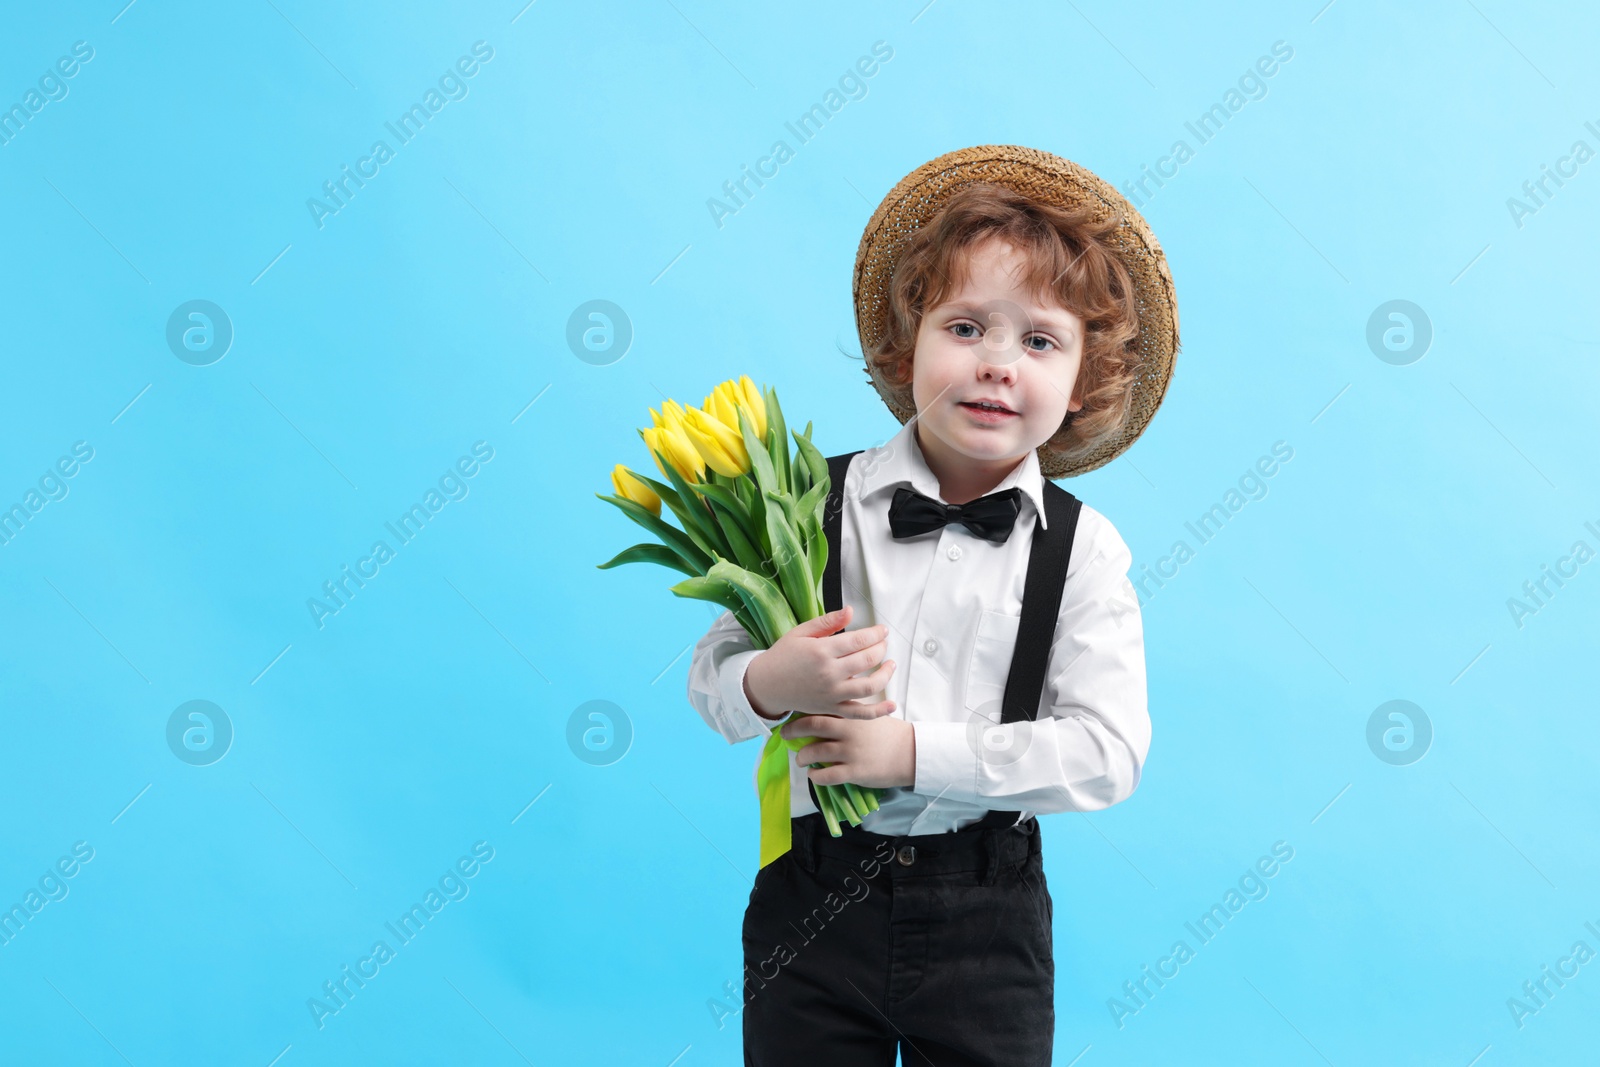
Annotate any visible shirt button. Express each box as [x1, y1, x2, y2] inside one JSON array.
[[896, 845, 917, 866], [922, 638, 938, 655], [946, 545, 962, 561]]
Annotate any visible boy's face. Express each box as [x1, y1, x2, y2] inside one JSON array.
[[909, 237, 1084, 479]]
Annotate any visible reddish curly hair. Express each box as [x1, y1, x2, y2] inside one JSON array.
[[865, 182, 1143, 468]]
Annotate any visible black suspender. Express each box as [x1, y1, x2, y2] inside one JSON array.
[[820, 450, 862, 621], [818, 450, 1083, 831]]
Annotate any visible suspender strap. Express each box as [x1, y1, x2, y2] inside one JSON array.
[[1001, 480, 1083, 725], [821, 450, 862, 617], [973, 478, 1082, 830], [810, 450, 863, 813], [816, 451, 1083, 832]]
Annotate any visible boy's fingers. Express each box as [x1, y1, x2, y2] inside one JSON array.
[[781, 714, 840, 738], [808, 763, 847, 787], [835, 658, 893, 702], [795, 740, 838, 763], [831, 697, 895, 719], [826, 623, 887, 654], [835, 639, 888, 679], [793, 608, 849, 638]]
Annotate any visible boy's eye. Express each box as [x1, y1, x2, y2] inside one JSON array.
[[947, 321, 1058, 353]]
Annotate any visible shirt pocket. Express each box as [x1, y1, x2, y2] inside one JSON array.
[[964, 609, 1021, 723]]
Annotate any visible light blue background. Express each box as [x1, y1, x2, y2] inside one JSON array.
[[2, 0, 1597, 1063]]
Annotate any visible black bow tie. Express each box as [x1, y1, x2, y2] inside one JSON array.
[[887, 485, 1023, 544]]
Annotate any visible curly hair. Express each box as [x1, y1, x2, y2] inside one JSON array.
[[865, 181, 1143, 469]]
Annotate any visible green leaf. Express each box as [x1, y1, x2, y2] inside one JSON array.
[[595, 493, 712, 574], [708, 559, 799, 647], [764, 487, 799, 530], [793, 480, 829, 593], [766, 384, 790, 493], [669, 575, 744, 615], [796, 480, 828, 530], [738, 404, 778, 496], [710, 496, 767, 574], [694, 481, 760, 549], [634, 477, 723, 562], [764, 492, 820, 622], [635, 435, 727, 561], [791, 454, 812, 499], [807, 509, 828, 593], [729, 476, 771, 553], [792, 429, 829, 492], [596, 543, 701, 577]]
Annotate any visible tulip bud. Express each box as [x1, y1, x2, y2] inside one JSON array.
[[737, 375, 768, 440], [683, 406, 750, 477], [610, 464, 661, 517], [658, 417, 706, 483]]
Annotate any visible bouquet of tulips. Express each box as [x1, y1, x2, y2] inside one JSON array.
[[595, 375, 881, 845]]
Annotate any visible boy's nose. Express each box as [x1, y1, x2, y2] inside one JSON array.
[[976, 356, 1018, 381]]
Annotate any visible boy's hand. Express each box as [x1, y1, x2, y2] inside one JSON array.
[[743, 604, 898, 721], [782, 713, 916, 790]]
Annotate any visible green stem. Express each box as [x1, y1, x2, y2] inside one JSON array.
[[832, 783, 862, 827], [842, 782, 872, 822], [815, 779, 841, 837]]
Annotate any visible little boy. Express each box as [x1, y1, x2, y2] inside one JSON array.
[[687, 145, 1180, 1066]]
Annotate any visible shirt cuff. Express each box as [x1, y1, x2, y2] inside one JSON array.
[[720, 649, 779, 741], [910, 721, 979, 806]]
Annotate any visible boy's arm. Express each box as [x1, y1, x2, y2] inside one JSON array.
[[686, 608, 786, 745], [910, 508, 1150, 813]]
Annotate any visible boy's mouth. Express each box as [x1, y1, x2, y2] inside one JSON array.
[[959, 399, 1019, 418]]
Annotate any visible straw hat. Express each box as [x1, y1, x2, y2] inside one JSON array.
[[852, 144, 1180, 479]]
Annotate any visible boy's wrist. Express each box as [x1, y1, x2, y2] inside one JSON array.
[[743, 666, 784, 720]]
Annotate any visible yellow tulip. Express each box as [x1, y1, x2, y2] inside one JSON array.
[[705, 383, 739, 434], [610, 464, 661, 517], [661, 397, 694, 427], [737, 375, 768, 440], [640, 427, 669, 480], [704, 378, 766, 445], [682, 405, 749, 477], [643, 418, 706, 484]]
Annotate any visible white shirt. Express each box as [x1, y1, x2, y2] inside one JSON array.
[[685, 417, 1150, 836]]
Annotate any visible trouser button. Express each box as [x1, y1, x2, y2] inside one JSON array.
[[896, 845, 916, 866]]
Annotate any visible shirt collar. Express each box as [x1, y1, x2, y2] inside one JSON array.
[[856, 418, 1050, 531]]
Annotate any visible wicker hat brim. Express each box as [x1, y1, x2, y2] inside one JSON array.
[[853, 144, 1180, 479]]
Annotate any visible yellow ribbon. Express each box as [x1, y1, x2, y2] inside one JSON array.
[[756, 715, 809, 869]]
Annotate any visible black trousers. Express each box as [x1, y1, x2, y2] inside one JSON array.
[[741, 811, 1054, 1066]]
